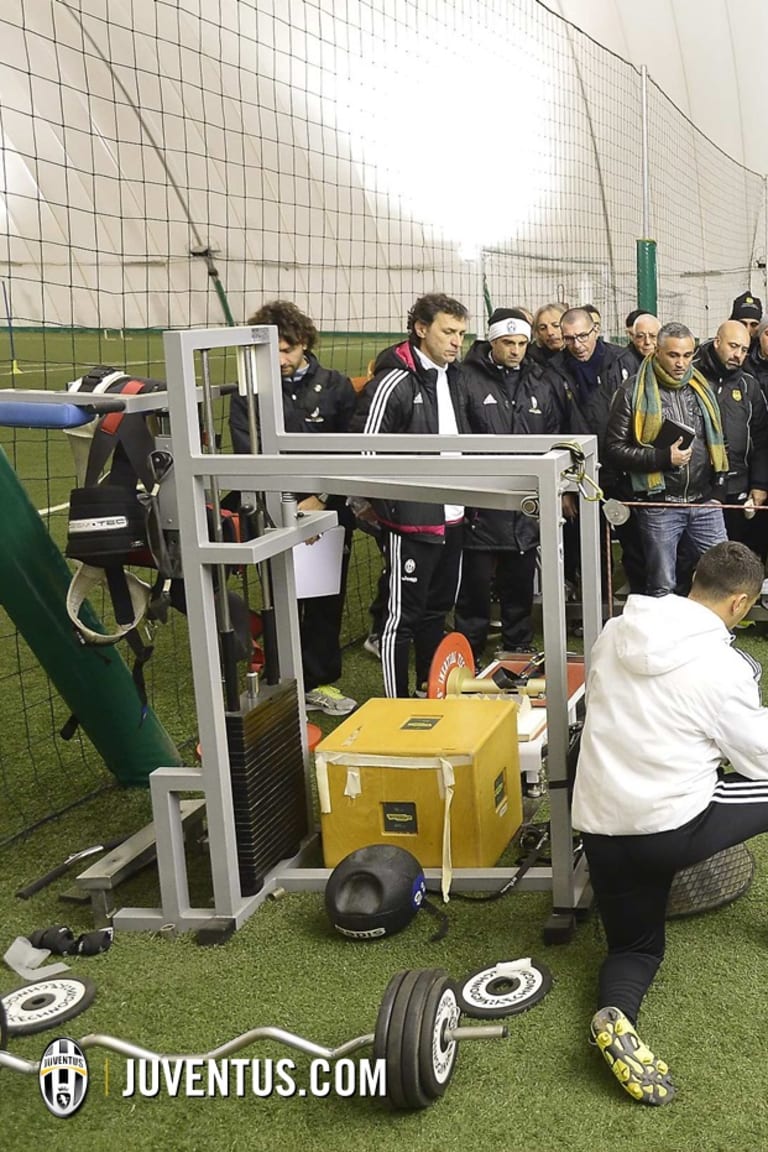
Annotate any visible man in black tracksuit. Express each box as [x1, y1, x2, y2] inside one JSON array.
[[695, 320, 768, 554], [353, 293, 470, 698], [230, 300, 359, 716], [454, 308, 562, 665], [542, 307, 646, 595]]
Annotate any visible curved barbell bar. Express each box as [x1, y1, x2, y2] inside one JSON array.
[[0, 1021, 506, 1075]]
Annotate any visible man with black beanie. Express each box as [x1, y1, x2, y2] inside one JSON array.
[[729, 291, 763, 342]]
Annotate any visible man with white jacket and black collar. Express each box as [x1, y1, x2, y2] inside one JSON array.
[[572, 541, 768, 1106]]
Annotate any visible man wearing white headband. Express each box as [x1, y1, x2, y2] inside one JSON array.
[[454, 307, 563, 665]]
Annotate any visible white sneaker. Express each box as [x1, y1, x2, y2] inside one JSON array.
[[305, 685, 357, 716], [363, 633, 380, 658]]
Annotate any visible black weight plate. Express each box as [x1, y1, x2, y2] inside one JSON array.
[[379, 969, 422, 1110], [457, 960, 552, 1019], [418, 973, 460, 1099], [399, 969, 446, 1109], [0, 998, 6, 1051], [373, 968, 408, 1106], [2, 975, 96, 1036]]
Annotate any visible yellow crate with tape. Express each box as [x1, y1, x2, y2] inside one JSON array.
[[315, 698, 521, 891]]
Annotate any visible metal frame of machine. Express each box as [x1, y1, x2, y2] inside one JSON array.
[[1, 325, 603, 941]]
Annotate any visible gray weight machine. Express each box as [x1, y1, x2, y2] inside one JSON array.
[[13, 325, 602, 941]]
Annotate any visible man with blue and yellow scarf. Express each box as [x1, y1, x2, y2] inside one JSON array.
[[605, 322, 728, 595]]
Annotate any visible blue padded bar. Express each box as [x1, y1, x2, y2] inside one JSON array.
[[0, 402, 94, 429]]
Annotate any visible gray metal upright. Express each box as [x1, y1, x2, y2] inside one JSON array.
[[110, 325, 602, 938]]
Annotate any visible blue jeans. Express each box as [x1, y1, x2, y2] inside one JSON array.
[[635, 503, 727, 595]]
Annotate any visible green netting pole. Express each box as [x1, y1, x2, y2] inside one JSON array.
[[0, 447, 181, 786], [212, 272, 236, 326], [636, 238, 658, 316], [636, 66, 658, 316], [191, 247, 236, 326], [482, 270, 493, 322]]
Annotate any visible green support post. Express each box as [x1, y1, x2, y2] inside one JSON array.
[[636, 238, 658, 316], [0, 447, 182, 786]]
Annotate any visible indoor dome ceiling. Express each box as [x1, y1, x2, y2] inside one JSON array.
[[550, 0, 768, 175]]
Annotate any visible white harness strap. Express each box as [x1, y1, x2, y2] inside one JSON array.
[[66, 561, 151, 644]]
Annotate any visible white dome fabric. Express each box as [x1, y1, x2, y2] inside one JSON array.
[[553, 0, 768, 175], [0, 0, 764, 342]]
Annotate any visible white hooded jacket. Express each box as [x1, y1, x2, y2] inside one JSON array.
[[571, 594, 768, 835]]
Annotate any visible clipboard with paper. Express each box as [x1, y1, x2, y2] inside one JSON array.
[[293, 525, 345, 598]]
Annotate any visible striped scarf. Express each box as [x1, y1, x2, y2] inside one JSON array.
[[631, 354, 728, 493]]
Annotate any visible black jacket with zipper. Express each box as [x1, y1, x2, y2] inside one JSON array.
[[541, 340, 629, 494], [605, 374, 726, 501], [460, 340, 561, 550], [229, 352, 356, 509], [695, 339, 768, 497], [352, 340, 470, 542]]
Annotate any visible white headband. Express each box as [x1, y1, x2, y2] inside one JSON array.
[[488, 317, 532, 342]]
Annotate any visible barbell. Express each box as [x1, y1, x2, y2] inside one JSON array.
[[427, 632, 546, 699], [0, 967, 505, 1110]]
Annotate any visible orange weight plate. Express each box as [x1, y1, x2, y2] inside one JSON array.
[[427, 632, 475, 699]]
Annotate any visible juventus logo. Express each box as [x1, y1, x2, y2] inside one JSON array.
[[39, 1037, 89, 1118]]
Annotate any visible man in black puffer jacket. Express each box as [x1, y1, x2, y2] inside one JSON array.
[[353, 293, 470, 698], [695, 320, 768, 554], [454, 308, 563, 665]]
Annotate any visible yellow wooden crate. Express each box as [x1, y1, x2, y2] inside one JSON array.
[[315, 697, 521, 870]]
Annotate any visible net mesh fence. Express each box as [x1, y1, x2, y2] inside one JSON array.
[[0, 0, 765, 841]]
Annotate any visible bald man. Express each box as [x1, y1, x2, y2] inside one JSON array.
[[695, 320, 768, 548]]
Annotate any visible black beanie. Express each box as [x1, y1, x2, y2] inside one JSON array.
[[730, 292, 763, 322], [489, 307, 529, 326]]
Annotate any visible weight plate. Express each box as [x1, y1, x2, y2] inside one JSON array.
[[427, 632, 474, 699], [2, 975, 96, 1037], [0, 999, 7, 1050], [419, 972, 460, 1099], [457, 959, 551, 1019], [373, 970, 408, 1101], [399, 969, 446, 1109], [380, 969, 422, 1109]]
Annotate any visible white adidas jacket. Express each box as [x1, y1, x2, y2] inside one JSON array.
[[571, 594, 768, 835]]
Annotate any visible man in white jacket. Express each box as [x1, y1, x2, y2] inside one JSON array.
[[572, 541, 768, 1105]]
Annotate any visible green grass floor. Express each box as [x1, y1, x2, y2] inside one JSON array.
[[2, 329, 768, 1146], [3, 632, 768, 1150]]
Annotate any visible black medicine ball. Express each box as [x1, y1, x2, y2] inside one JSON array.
[[325, 844, 426, 940]]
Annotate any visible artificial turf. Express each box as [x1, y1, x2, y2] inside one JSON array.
[[3, 633, 768, 1150], [3, 328, 768, 1148]]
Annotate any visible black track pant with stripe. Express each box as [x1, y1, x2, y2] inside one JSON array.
[[582, 773, 768, 1025], [380, 525, 463, 698], [454, 547, 538, 663]]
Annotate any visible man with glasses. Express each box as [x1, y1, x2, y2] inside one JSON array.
[[617, 312, 661, 376], [543, 308, 644, 596]]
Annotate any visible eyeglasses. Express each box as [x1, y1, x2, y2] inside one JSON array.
[[562, 326, 597, 346]]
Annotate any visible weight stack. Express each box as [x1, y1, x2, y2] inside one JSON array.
[[225, 680, 308, 896]]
